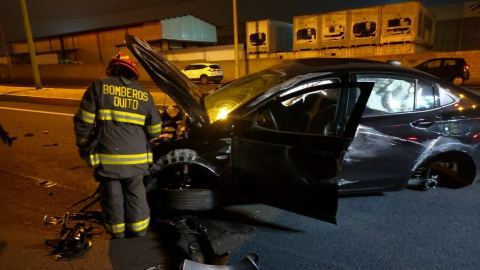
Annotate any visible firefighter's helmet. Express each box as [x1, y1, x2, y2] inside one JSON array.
[[106, 52, 139, 80]]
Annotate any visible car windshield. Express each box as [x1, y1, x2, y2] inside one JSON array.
[[204, 69, 287, 122]]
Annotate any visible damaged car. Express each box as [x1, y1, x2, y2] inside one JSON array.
[[126, 35, 480, 222]]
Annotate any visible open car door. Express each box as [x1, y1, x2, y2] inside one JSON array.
[[231, 82, 374, 223]]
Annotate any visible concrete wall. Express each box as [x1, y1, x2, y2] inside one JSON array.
[[2, 50, 480, 84]]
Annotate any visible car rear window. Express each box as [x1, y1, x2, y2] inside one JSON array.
[[444, 60, 457, 66], [209, 65, 221, 69], [438, 87, 458, 106]]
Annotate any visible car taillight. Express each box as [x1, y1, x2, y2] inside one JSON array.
[[464, 64, 470, 71]]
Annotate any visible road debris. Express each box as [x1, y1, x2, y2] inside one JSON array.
[[0, 124, 15, 146], [45, 222, 93, 259], [42, 143, 58, 147], [24, 133, 34, 137], [181, 252, 260, 270], [44, 131, 49, 134], [44, 212, 103, 259], [38, 181, 57, 188], [150, 217, 260, 270]]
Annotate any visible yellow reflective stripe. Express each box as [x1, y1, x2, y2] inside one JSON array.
[[126, 217, 150, 232], [75, 109, 95, 124], [147, 152, 153, 163], [105, 223, 125, 233], [147, 123, 162, 134], [89, 154, 100, 166], [97, 109, 145, 125], [98, 153, 150, 165], [76, 136, 88, 146]]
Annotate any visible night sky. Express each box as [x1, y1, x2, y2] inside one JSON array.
[[0, 0, 470, 42]]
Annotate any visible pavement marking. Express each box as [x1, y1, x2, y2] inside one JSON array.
[[0, 106, 74, 117]]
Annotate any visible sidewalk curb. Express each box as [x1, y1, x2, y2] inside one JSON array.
[[0, 94, 175, 109], [0, 95, 81, 107]]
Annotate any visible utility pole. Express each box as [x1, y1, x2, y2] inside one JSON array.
[[0, 23, 13, 80], [233, 0, 239, 79], [19, 0, 42, 89]]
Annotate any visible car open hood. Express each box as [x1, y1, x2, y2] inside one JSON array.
[[125, 35, 208, 127]]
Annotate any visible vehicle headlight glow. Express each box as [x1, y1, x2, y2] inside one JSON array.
[[216, 109, 229, 120]]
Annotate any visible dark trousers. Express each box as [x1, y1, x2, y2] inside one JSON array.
[[95, 174, 150, 235]]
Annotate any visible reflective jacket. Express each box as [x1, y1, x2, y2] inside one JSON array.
[[74, 76, 162, 179]]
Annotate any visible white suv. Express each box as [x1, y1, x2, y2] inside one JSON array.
[[182, 63, 224, 84]]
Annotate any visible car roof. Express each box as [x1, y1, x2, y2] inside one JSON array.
[[189, 63, 218, 65], [277, 58, 419, 77]]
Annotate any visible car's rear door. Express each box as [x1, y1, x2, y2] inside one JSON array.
[[340, 73, 443, 192], [230, 82, 373, 223]]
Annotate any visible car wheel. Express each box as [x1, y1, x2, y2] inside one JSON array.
[[452, 76, 464, 85], [200, 75, 209, 85], [157, 188, 220, 211]]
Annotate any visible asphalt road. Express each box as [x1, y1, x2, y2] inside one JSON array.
[[1, 102, 480, 270]]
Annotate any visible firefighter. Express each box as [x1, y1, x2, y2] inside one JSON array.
[[74, 52, 162, 239]]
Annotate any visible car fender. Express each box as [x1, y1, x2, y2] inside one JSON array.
[[411, 136, 479, 179]]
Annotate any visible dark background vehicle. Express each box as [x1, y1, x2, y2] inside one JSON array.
[[127, 35, 480, 220], [414, 58, 470, 85]]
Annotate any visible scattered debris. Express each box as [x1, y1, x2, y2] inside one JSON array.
[[44, 212, 103, 226], [45, 215, 64, 225], [181, 252, 260, 270], [0, 239, 6, 253], [66, 187, 100, 210], [24, 133, 34, 137], [42, 143, 58, 147], [38, 181, 57, 188], [45, 222, 93, 259], [0, 124, 15, 146], [44, 212, 103, 259], [44, 131, 49, 134]]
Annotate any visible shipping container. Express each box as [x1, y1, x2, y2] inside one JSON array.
[[321, 11, 349, 49], [348, 46, 379, 57], [293, 14, 322, 51], [161, 15, 216, 43], [380, 1, 436, 46], [320, 48, 349, 58], [379, 43, 430, 56], [349, 7, 381, 47], [294, 11, 349, 50], [246, 20, 293, 54]]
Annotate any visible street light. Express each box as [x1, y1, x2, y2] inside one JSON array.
[[19, 0, 42, 89]]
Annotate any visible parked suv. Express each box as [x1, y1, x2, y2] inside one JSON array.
[[182, 63, 223, 84], [415, 58, 470, 85]]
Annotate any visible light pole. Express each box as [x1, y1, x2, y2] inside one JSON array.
[[0, 23, 13, 80], [19, 0, 42, 89], [233, 0, 239, 79]]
